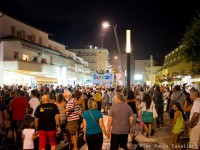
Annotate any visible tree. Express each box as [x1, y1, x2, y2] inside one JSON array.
[[180, 12, 200, 74]]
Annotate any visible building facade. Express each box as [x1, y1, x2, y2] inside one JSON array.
[[69, 48, 109, 72], [0, 12, 92, 87], [153, 46, 193, 86]]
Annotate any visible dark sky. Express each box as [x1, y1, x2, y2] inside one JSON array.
[[1, 0, 200, 64]]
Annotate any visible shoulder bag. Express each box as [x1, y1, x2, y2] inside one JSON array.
[[172, 93, 183, 110], [88, 110, 99, 125]]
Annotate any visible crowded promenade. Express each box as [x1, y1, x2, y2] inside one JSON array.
[[0, 83, 199, 150]]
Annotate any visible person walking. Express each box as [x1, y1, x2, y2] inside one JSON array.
[[152, 86, 164, 127], [29, 90, 40, 118], [9, 90, 29, 145], [188, 89, 200, 150], [22, 120, 38, 150], [107, 92, 134, 150], [93, 89, 103, 111], [62, 90, 80, 150], [34, 94, 61, 150], [140, 93, 154, 138], [83, 98, 109, 150], [55, 94, 67, 133], [126, 91, 137, 139]]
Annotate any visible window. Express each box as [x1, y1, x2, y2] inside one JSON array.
[[16, 30, 25, 38], [23, 54, 29, 61], [28, 34, 35, 42], [31, 34, 35, 42], [16, 30, 21, 36], [41, 58, 47, 63], [39, 37, 42, 45], [27, 35, 31, 40], [20, 30, 25, 38], [33, 56, 38, 62], [11, 26, 15, 35], [14, 52, 18, 59]]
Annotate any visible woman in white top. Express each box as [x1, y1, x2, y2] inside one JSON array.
[[140, 93, 155, 138]]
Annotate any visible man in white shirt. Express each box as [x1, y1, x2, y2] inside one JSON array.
[[29, 90, 40, 117], [189, 89, 200, 150]]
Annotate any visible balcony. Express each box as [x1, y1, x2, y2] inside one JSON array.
[[89, 60, 97, 63], [78, 52, 89, 56], [89, 53, 97, 56], [3, 59, 42, 72]]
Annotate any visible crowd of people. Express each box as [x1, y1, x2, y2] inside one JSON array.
[[0, 83, 199, 150]]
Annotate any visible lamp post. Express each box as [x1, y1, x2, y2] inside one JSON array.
[[100, 32, 105, 49], [126, 30, 131, 95], [102, 21, 125, 85]]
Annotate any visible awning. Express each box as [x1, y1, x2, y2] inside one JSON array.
[[36, 77, 58, 84]]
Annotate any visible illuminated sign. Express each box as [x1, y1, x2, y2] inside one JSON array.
[[92, 73, 114, 88]]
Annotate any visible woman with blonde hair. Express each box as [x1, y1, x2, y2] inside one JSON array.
[[83, 98, 109, 150], [55, 94, 67, 132]]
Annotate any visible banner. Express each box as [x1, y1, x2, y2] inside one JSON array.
[[92, 73, 114, 88]]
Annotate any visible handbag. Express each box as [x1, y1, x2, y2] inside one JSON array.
[[153, 106, 158, 118]]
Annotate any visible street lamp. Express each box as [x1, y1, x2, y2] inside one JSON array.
[[126, 30, 131, 95], [101, 21, 125, 85]]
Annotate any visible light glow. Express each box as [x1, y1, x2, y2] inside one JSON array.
[[126, 30, 131, 53], [134, 74, 142, 80], [102, 21, 111, 28]]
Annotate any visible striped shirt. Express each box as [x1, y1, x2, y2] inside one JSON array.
[[66, 98, 80, 121]]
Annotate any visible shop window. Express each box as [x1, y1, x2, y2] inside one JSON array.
[[14, 52, 18, 59], [23, 54, 29, 61]]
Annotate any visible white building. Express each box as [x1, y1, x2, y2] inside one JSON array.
[[69, 48, 109, 72], [0, 12, 92, 87]]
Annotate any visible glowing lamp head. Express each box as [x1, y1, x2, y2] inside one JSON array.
[[102, 21, 110, 28]]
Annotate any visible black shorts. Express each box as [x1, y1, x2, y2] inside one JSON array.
[[170, 109, 175, 119]]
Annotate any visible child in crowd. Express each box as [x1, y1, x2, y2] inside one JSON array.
[[171, 102, 186, 150], [22, 120, 38, 150], [21, 107, 35, 130]]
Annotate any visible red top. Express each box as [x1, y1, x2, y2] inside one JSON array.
[[10, 96, 29, 120]]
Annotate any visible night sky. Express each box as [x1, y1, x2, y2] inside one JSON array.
[[1, 0, 200, 64]]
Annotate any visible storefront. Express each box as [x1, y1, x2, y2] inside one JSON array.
[[3, 71, 36, 88]]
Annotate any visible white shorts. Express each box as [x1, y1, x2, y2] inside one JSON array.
[[189, 124, 200, 149]]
